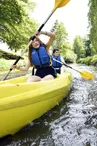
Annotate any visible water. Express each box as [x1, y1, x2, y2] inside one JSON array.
[[0, 65, 97, 146]]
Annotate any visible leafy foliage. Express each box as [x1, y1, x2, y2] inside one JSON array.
[[88, 0, 97, 53], [0, 0, 39, 51], [73, 35, 86, 59], [51, 20, 76, 62], [0, 58, 25, 71], [64, 50, 77, 63], [77, 56, 92, 65], [0, 49, 23, 59], [51, 20, 68, 51], [0, 59, 14, 71], [90, 55, 97, 65], [77, 55, 97, 66]]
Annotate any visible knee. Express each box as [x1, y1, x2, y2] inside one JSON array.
[[41, 75, 54, 81], [26, 76, 41, 82]]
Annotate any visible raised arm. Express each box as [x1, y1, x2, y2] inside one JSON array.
[[39, 31, 55, 51]]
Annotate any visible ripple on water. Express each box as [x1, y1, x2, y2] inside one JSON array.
[[50, 77, 97, 146]]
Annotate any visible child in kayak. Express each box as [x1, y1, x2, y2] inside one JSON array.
[[52, 49, 65, 74], [11, 31, 57, 82]]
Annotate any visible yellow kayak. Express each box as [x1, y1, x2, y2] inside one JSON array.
[[0, 71, 72, 138]]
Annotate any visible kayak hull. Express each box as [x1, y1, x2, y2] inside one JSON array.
[[0, 72, 72, 138]]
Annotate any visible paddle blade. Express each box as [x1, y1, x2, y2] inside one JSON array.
[[79, 70, 95, 80], [58, 0, 70, 8], [52, 0, 70, 12]]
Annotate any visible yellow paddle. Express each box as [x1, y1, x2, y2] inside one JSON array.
[[53, 0, 70, 12], [78, 70, 94, 80], [53, 58, 95, 80], [3, 0, 70, 81]]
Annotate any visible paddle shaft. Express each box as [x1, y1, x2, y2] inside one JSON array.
[[53, 58, 95, 80], [52, 58, 80, 73]]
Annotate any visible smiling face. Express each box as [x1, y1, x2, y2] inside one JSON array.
[[32, 38, 40, 49], [54, 51, 60, 57]]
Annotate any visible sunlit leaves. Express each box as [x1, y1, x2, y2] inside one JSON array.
[[51, 20, 76, 62], [88, 0, 97, 53], [73, 35, 86, 59], [0, 0, 38, 51], [51, 20, 68, 51]]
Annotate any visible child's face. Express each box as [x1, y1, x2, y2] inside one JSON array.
[[54, 51, 59, 56], [32, 38, 40, 49]]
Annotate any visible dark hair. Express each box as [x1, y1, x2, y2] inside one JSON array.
[[28, 38, 46, 66], [53, 49, 59, 54]]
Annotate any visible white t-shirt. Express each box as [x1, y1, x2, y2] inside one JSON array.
[[60, 56, 66, 74]]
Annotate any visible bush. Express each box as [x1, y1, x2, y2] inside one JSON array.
[[90, 55, 97, 65], [0, 58, 25, 71], [63, 50, 77, 63], [0, 49, 23, 60], [77, 56, 92, 65]]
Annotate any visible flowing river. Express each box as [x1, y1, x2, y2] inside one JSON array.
[[0, 65, 97, 146]]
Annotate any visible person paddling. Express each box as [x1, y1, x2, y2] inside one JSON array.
[[11, 31, 57, 82], [52, 49, 65, 74]]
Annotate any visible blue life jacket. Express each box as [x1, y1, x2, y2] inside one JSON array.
[[31, 45, 50, 68], [52, 56, 62, 68]]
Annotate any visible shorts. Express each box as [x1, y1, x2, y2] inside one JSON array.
[[35, 66, 57, 78], [55, 69, 61, 74]]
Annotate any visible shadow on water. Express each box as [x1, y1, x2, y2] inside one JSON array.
[[0, 65, 97, 146]]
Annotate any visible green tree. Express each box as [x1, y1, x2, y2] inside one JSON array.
[[51, 20, 68, 52], [84, 39, 91, 56], [73, 35, 86, 59], [51, 20, 76, 62], [88, 0, 97, 53], [0, 0, 38, 51], [51, 20, 58, 33]]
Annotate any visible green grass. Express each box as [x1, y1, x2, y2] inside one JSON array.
[[0, 58, 25, 71], [0, 58, 31, 81]]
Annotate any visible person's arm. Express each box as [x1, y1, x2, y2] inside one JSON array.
[[60, 56, 66, 73], [11, 59, 31, 71], [30, 31, 55, 50], [39, 31, 55, 51], [61, 56, 65, 63]]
